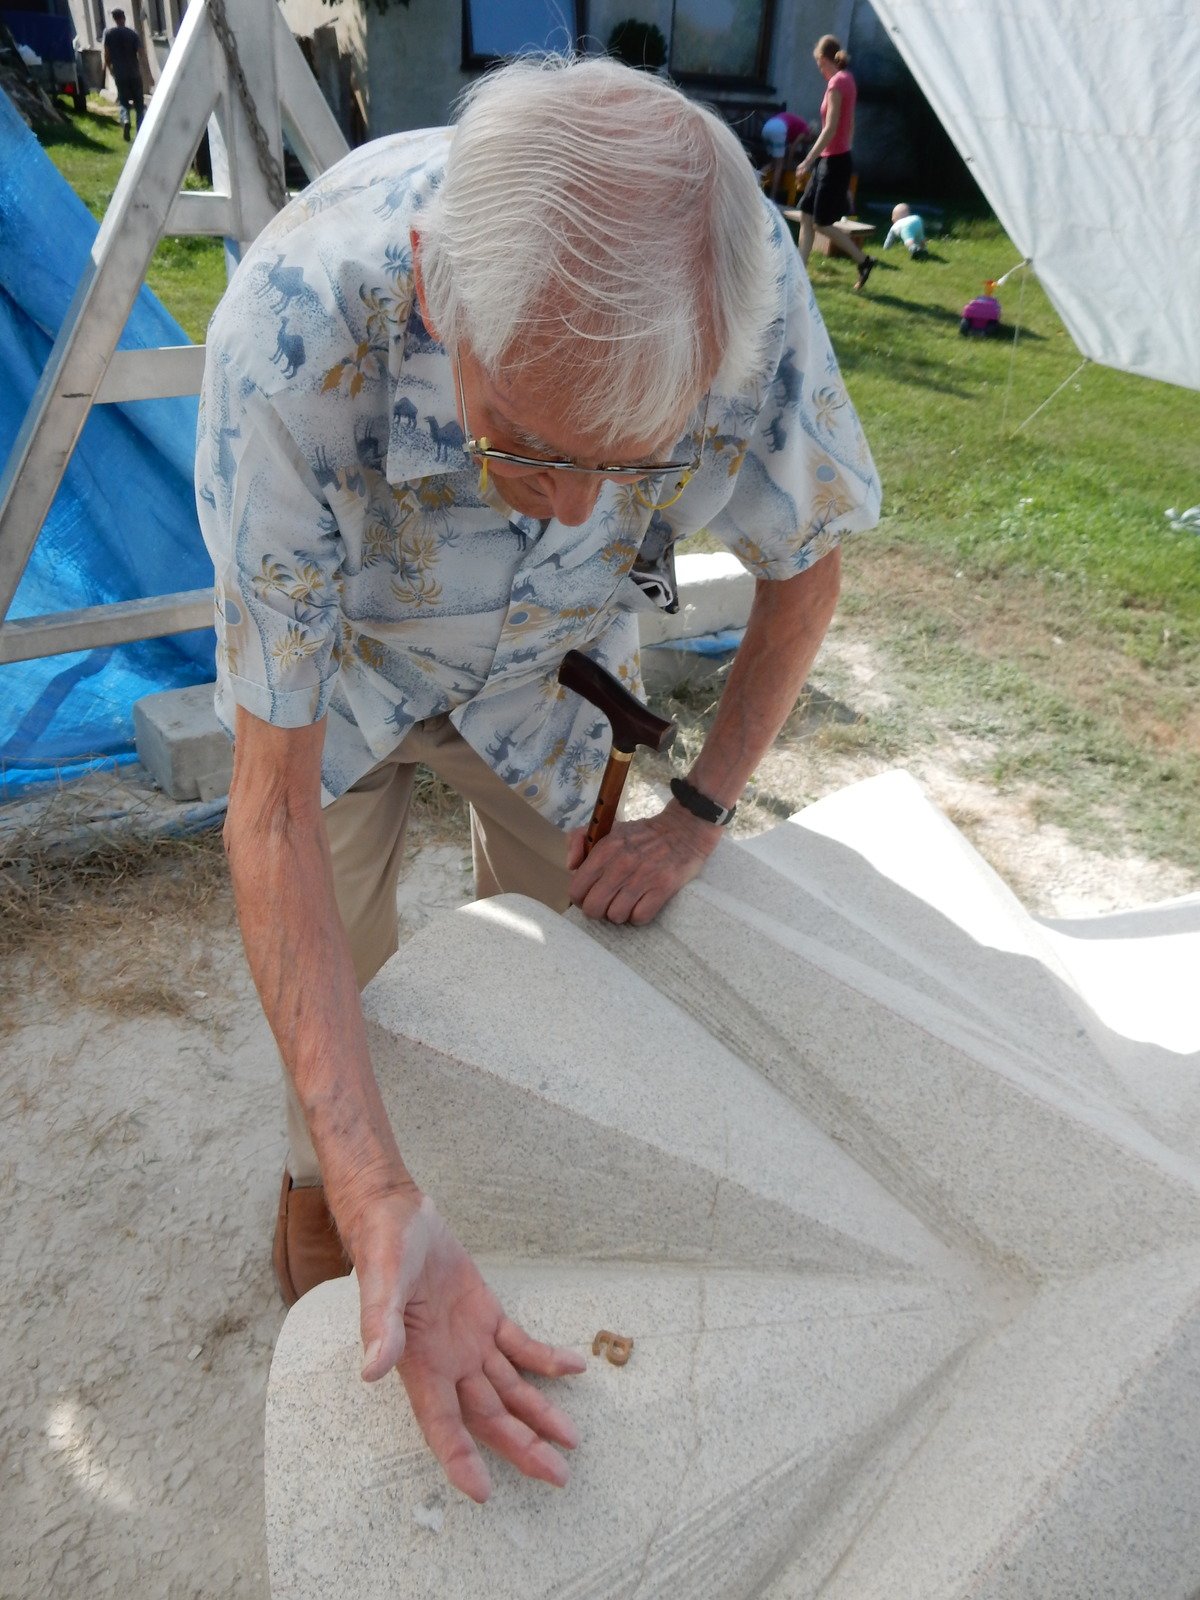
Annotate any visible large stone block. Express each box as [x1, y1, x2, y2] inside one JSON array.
[[133, 682, 231, 802], [639, 551, 754, 694], [637, 551, 755, 649], [266, 769, 1200, 1598]]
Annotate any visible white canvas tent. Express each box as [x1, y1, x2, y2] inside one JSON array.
[[869, 0, 1200, 393]]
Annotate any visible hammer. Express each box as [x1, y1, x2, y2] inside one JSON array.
[[557, 650, 676, 857]]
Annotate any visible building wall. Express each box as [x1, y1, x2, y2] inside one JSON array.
[[279, 0, 370, 135], [279, 0, 956, 199], [362, 0, 468, 132], [770, 2, 959, 195], [67, 0, 100, 52]]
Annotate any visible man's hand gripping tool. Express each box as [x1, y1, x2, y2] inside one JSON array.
[[557, 650, 676, 858]]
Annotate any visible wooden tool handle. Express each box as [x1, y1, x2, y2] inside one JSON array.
[[582, 749, 632, 856], [558, 650, 676, 754]]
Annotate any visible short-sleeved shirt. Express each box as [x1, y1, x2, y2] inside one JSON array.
[[196, 129, 881, 829], [103, 24, 141, 79], [761, 111, 809, 157], [821, 70, 857, 156], [884, 213, 927, 251]]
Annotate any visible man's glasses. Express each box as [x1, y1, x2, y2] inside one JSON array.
[[455, 352, 707, 510]]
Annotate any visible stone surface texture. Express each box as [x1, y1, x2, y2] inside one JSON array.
[[133, 682, 233, 801], [265, 770, 1200, 1599]]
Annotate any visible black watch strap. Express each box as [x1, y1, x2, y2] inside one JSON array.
[[669, 775, 736, 827]]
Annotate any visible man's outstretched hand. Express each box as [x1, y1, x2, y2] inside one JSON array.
[[567, 804, 722, 925], [349, 1190, 586, 1503]]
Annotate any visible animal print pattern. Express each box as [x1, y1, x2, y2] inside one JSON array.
[[196, 132, 881, 826]]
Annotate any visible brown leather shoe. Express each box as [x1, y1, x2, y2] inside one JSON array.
[[272, 1171, 353, 1307]]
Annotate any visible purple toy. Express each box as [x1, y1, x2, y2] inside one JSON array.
[[960, 293, 1002, 337]]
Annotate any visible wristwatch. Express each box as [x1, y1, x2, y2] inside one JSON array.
[[669, 775, 737, 827]]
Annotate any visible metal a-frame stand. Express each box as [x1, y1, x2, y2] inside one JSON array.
[[0, 0, 349, 666]]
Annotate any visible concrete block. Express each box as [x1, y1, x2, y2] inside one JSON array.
[[133, 683, 231, 802], [637, 550, 755, 692], [637, 551, 755, 648], [265, 770, 1200, 1599], [640, 629, 743, 694]]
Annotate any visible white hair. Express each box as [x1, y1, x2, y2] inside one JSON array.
[[417, 55, 775, 443]]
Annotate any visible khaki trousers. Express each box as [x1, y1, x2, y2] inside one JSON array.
[[285, 715, 571, 1184]]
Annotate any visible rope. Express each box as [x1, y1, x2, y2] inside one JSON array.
[[992, 257, 1089, 438], [1000, 260, 1030, 432], [1011, 358, 1090, 437], [991, 257, 1029, 290]]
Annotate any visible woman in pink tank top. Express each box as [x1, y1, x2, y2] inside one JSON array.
[[795, 34, 875, 291]]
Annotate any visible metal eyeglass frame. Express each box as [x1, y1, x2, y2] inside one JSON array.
[[454, 352, 708, 510]]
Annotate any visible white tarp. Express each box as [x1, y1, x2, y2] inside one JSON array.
[[868, 1, 1200, 392]]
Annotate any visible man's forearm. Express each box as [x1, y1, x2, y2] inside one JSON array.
[[224, 795, 413, 1235], [685, 547, 841, 811]]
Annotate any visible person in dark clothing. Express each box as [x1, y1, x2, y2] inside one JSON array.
[[103, 9, 144, 141]]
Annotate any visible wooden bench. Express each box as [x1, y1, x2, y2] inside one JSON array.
[[781, 211, 877, 259]]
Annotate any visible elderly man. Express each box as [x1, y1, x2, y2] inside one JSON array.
[[197, 56, 879, 1502]]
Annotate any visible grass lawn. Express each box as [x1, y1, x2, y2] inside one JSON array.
[[31, 105, 1200, 875], [36, 99, 226, 341], [795, 219, 1200, 873]]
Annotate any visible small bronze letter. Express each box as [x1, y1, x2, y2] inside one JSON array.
[[592, 1329, 634, 1366]]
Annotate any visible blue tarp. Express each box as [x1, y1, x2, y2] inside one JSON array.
[[1, 12, 76, 65], [0, 88, 216, 798]]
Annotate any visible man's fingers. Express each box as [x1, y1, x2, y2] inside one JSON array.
[[567, 839, 608, 905], [458, 1374, 570, 1489], [356, 1194, 437, 1380], [358, 1260, 414, 1381], [629, 888, 670, 926], [570, 847, 632, 922], [568, 814, 717, 922], [576, 880, 620, 921], [403, 1361, 493, 1503], [576, 867, 673, 926], [358, 1276, 407, 1382], [360, 1321, 406, 1382], [608, 877, 671, 925], [496, 1315, 587, 1378], [484, 1351, 580, 1450], [595, 882, 640, 924], [565, 827, 589, 871]]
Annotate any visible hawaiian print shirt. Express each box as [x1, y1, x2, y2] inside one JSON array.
[[196, 129, 881, 829]]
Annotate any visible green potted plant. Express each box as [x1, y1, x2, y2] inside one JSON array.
[[607, 18, 668, 73]]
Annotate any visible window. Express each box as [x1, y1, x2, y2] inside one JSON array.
[[669, 0, 775, 86], [463, 0, 583, 70]]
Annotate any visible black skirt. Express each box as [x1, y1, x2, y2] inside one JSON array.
[[798, 150, 853, 227]]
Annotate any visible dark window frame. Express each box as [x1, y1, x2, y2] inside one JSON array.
[[668, 0, 777, 91], [461, 0, 585, 72]]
